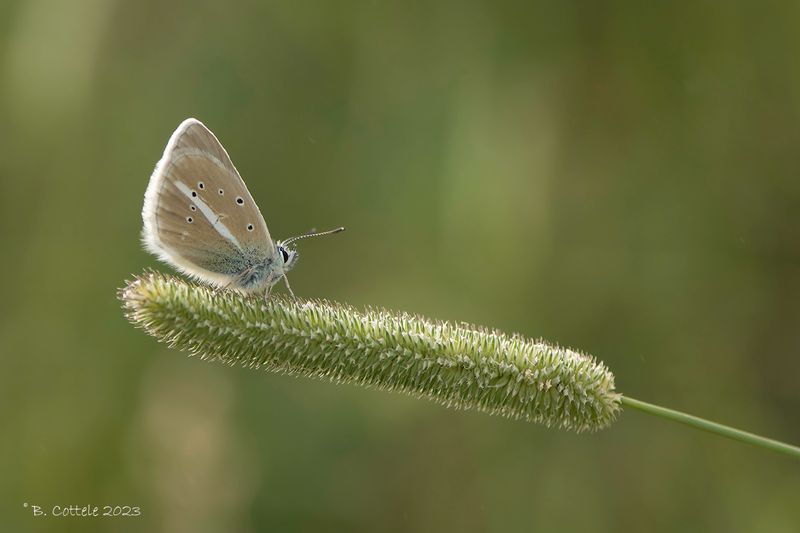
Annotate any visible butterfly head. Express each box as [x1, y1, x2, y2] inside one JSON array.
[[277, 244, 299, 272]]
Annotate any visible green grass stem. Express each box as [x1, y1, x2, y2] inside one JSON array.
[[621, 396, 800, 459], [120, 271, 800, 457]]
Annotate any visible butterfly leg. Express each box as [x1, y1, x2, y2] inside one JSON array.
[[282, 274, 296, 298], [213, 281, 232, 295]]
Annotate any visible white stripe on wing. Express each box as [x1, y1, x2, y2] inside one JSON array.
[[175, 181, 242, 250]]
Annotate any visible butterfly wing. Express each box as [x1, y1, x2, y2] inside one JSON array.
[[142, 118, 274, 288]]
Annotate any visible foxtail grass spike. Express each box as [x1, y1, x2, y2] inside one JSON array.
[[120, 272, 622, 432]]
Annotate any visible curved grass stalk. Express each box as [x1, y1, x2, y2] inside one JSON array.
[[120, 272, 621, 432], [119, 271, 800, 457], [621, 397, 800, 458]]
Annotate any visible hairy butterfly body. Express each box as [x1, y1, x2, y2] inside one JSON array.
[[142, 118, 343, 297]]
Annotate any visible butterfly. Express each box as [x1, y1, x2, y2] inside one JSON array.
[[141, 118, 343, 298]]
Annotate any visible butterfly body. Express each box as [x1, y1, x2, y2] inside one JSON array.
[[141, 118, 324, 297], [230, 244, 298, 292]]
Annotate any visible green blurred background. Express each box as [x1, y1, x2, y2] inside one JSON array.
[[1, 1, 799, 531]]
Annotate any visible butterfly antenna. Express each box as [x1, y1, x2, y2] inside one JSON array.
[[283, 226, 345, 246]]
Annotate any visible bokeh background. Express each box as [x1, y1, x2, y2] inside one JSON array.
[[1, 1, 799, 531]]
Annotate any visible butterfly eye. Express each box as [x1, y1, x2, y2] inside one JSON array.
[[280, 248, 289, 263]]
